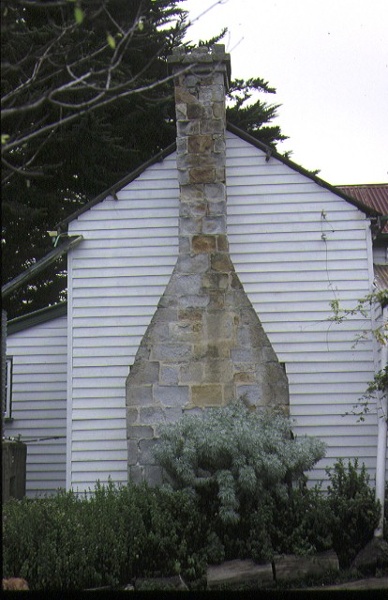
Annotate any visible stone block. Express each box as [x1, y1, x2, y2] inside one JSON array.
[[223, 383, 235, 404], [202, 272, 229, 291], [172, 273, 202, 296], [203, 359, 234, 383], [192, 234, 217, 253], [203, 216, 226, 234], [208, 290, 225, 309], [177, 253, 209, 274], [273, 550, 339, 582], [215, 167, 226, 181], [200, 118, 224, 135], [128, 360, 159, 384], [151, 343, 192, 362], [127, 407, 139, 425], [152, 308, 178, 325], [139, 439, 159, 464], [175, 103, 187, 119], [154, 384, 189, 407], [127, 440, 139, 465], [204, 183, 226, 201], [236, 325, 252, 347], [179, 293, 209, 309], [183, 406, 204, 418], [180, 184, 204, 201], [157, 294, 178, 309], [174, 86, 197, 104], [231, 348, 255, 363], [160, 365, 179, 385], [236, 385, 262, 407], [207, 559, 273, 589], [212, 101, 225, 119], [186, 103, 204, 119], [139, 406, 165, 425], [178, 236, 191, 254], [216, 234, 229, 252], [176, 120, 200, 136], [191, 384, 223, 407], [205, 312, 233, 339], [233, 371, 255, 384], [213, 135, 226, 153], [177, 169, 190, 185], [180, 201, 207, 218], [176, 136, 187, 154], [170, 320, 202, 341], [211, 84, 226, 101], [352, 538, 388, 575], [194, 342, 231, 360], [180, 362, 204, 383], [127, 385, 154, 407], [177, 151, 217, 170], [179, 216, 202, 235], [189, 167, 216, 184], [178, 308, 203, 322], [164, 406, 184, 423], [188, 134, 213, 154], [128, 425, 155, 440], [208, 201, 226, 216], [211, 252, 233, 272]]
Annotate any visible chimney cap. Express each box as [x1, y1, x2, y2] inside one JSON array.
[[167, 44, 231, 86]]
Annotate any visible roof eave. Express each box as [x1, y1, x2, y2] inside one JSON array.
[[226, 123, 381, 218], [7, 302, 68, 335], [57, 142, 176, 232], [56, 123, 381, 232]]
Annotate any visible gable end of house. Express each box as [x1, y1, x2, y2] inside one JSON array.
[[55, 124, 381, 234]]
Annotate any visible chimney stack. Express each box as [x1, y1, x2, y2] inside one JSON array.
[[126, 46, 289, 485]]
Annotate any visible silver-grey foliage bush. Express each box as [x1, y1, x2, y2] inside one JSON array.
[[154, 401, 326, 524]]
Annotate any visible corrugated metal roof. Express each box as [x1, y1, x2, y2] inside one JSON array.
[[337, 184, 388, 235], [374, 264, 388, 292]]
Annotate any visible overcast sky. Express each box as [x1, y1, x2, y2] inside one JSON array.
[[182, 0, 388, 185]]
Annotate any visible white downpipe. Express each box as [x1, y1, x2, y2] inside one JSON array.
[[375, 305, 388, 538]]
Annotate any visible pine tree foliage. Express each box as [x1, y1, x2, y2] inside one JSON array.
[[2, 1, 288, 318], [154, 402, 326, 525]]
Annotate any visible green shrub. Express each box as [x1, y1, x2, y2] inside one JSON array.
[[266, 482, 333, 558], [2, 481, 207, 590], [326, 458, 381, 568], [153, 401, 327, 562]]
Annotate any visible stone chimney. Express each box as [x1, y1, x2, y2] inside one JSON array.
[[126, 45, 289, 484]]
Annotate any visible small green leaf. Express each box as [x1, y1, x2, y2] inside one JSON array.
[[137, 18, 144, 31], [106, 34, 116, 49], [74, 6, 84, 25], [1, 134, 10, 145]]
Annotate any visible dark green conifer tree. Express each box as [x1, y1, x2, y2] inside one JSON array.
[[2, 1, 287, 318]]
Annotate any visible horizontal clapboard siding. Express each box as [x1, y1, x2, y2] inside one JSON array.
[[4, 316, 67, 497], [67, 131, 382, 491], [67, 152, 179, 491], [226, 132, 380, 486]]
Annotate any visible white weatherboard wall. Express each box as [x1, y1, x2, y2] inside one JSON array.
[[67, 131, 381, 490], [67, 152, 179, 491], [226, 132, 379, 485], [5, 316, 67, 497]]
